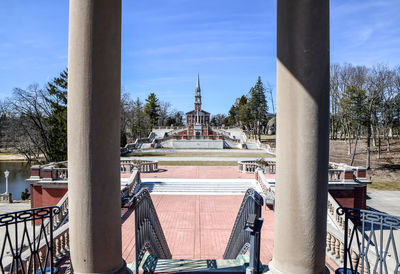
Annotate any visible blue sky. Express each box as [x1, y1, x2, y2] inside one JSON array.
[[0, 0, 399, 115]]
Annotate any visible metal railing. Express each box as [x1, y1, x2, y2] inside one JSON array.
[[133, 188, 171, 273], [223, 188, 264, 270], [337, 206, 400, 274], [0, 206, 61, 274]]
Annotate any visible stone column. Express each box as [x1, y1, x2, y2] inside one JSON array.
[[269, 1, 330, 273], [68, 0, 125, 273]]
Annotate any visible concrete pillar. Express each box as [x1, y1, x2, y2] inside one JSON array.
[[68, 0, 125, 273], [269, 1, 330, 273]]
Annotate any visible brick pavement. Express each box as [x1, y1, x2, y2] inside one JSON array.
[[121, 194, 274, 265], [140, 165, 275, 180]]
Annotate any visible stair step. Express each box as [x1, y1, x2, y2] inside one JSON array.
[[129, 254, 267, 273]]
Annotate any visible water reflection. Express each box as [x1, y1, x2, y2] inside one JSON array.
[[0, 161, 31, 200]]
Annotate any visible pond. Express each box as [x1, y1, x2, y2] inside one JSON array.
[[0, 161, 31, 200]]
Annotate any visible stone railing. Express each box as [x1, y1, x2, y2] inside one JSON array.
[[153, 126, 186, 130], [255, 169, 275, 206], [42, 192, 69, 235], [30, 163, 69, 182], [325, 226, 378, 273], [121, 169, 141, 206], [238, 160, 276, 174], [329, 162, 368, 180], [120, 159, 158, 173], [327, 193, 353, 233]]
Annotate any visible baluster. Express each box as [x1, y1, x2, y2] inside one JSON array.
[[335, 239, 341, 259], [331, 236, 336, 256], [55, 238, 62, 260], [60, 234, 67, 255], [339, 242, 345, 263], [39, 250, 45, 268], [326, 233, 331, 251], [65, 231, 70, 251]]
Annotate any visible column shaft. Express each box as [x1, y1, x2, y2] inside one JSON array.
[[270, 0, 330, 273], [68, 0, 124, 273]]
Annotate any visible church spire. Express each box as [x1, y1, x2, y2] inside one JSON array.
[[194, 73, 201, 112], [196, 73, 200, 91]]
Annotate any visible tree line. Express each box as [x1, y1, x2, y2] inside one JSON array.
[[120, 92, 184, 147], [330, 63, 400, 168], [0, 70, 183, 162]]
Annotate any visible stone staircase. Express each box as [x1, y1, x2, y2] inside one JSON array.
[[139, 179, 261, 194], [129, 254, 266, 273]]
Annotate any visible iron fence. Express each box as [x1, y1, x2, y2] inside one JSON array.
[[0, 206, 60, 274], [337, 206, 400, 274]]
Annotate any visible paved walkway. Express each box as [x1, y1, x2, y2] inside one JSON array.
[[140, 166, 259, 179], [139, 165, 276, 180], [367, 190, 400, 216], [121, 194, 274, 265]]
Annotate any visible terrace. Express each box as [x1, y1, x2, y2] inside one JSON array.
[[1, 0, 399, 273]]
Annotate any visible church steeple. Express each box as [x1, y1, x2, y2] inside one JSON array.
[[194, 73, 201, 112]]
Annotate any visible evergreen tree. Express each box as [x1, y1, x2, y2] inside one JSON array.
[[44, 70, 68, 162], [249, 76, 268, 139], [132, 98, 150, 138], [144, 93, 160, 126]]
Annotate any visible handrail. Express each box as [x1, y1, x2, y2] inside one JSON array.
[[336, 206, 400, 274], [0, 206, 60, 274], [133, 188, 171, 273], [223, 188, 264, 259]]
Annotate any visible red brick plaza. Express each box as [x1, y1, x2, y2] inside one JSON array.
[[121, 166, 274, 264]]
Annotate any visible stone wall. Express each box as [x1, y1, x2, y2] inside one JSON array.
[[170, 140, 223, 149]]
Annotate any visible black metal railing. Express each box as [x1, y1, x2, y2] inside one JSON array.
[[0, 206, 60, 274], [223, 188, 264, 272], [337, 206, 400, 274], [134, 188, 171, 273]]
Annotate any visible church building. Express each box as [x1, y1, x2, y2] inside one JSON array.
[[186, 74, 210, 136]]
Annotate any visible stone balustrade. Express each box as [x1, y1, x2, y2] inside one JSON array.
[[29, 160, 157, 183], [30, 164, 69, 181], [256, 169, 275, 207], [42, 192, 69, 234], [121, 169, 141, 204], [238, 160, 276, 174], [120, 159, 158, 173]]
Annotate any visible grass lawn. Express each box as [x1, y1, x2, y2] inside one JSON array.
[[158, 161, 238, 166], [126, 152, 275, 158], [368, 180, 400, 191]]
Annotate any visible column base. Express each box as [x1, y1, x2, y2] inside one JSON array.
[[72, 259, 128, 274], [0, 193, 12, 203], [267, 260, 330, 274]]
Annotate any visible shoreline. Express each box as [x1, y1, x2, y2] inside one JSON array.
[[0, 154, 27, 162]]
